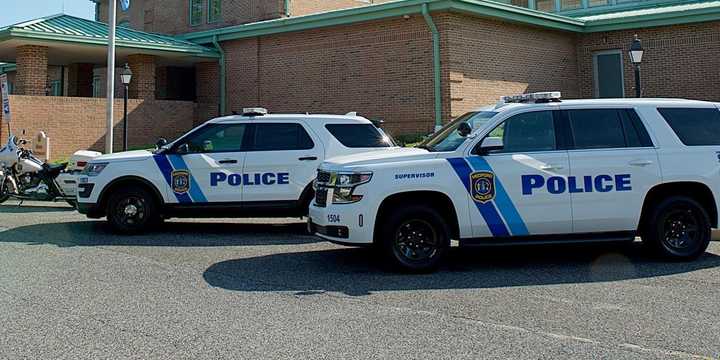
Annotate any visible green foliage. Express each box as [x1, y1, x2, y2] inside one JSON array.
[[393, 133, 428, 147]]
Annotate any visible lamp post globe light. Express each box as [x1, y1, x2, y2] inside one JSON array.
[[121, 63, 132, 151], [629, 34, 644, 98]]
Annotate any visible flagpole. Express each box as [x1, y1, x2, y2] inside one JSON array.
[[105, 0, 117, 154]]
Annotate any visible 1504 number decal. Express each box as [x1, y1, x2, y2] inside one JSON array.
[[327, 214, 341, 223]]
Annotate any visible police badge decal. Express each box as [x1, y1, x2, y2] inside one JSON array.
[[470, 171, 495, 203], [171, 170, 190, 194]]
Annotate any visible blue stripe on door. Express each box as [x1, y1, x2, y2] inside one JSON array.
[[466, 157, 529, 236], [447, 157, 510, 237], [166, 155, 208, 203], [152, 154, 192, 204]]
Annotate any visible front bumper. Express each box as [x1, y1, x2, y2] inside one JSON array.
[[76, 201, 104, 218], [308, 201, 374, 245]]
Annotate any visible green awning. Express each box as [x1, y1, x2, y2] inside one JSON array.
[[0, 14, 219, 58]]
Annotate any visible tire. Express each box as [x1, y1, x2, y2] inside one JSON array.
[[105, 186, 160, 234], [0, 178, 12, 204], [642, 196, 711, 260], [378, 205, 450, 272]]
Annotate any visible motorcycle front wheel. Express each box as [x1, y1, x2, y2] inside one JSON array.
[[0, 178, 11, 204]]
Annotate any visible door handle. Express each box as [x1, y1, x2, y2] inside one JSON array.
[[298, 156, 318, 161], [218, 159, 238, 164], [629, 159, 653, 167], [540, 164, 564, 171]]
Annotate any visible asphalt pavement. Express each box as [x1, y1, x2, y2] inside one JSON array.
[[1, 201, 719, 359]]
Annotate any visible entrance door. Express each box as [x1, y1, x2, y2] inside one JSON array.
[[594, 50, 625, 98]]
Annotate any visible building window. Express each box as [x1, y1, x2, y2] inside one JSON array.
[[7, 82, 13, 95], [50, 80, 62, 96], [208, 0, 221, 23], [560, 0, 582, 10], [593, 50, 625, 98], [535, 0, 555, 11], [588, 0, 610, 6], [92, 76, 102, 98], [190, 0, 203, 26]]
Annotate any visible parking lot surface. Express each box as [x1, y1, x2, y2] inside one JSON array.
[[1, 202, 719, 359]]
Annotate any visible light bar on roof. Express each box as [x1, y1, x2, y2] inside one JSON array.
[[242, 107, 268, 116], [501, 92, 562, 103]]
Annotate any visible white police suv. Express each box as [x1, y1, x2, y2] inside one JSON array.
[[77, 108, 396, 233], [310, 92, 720, 271]]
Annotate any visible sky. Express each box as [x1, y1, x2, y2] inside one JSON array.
[[0, 0, 94, 27]]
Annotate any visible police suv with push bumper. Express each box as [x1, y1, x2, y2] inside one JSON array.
[[76, 108, 396, 233], [310, 92, 720, 271]]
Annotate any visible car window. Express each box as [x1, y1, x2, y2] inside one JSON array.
[[622, 109, 653, 147], [325, 124, 392, 148], [657, 107, 720, 146], [180, 123, 246, 153], [490, 111, 556, 153], [421, 111, 498, 152], [251, 123, 314, 151], [568, 109, 626, 149]]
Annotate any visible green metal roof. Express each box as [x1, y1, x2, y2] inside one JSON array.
[[0, 14, 219, 58], [579, 0, 720, 30], [179, 0, 720, 42]]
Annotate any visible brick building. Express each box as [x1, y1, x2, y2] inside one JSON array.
[[1, 0, 720, 158]]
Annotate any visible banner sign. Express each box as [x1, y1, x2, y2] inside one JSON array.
[[0, 73, 10, 123], [120, 0, 130, 11]]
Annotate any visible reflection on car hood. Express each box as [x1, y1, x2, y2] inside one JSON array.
[[94, 150, 153, 162]]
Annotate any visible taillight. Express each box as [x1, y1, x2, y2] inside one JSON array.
[[76, 161, 87, 168]]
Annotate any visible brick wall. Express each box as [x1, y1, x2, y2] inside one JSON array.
[[289, 0, 396, 16], [222, 15, 436, 136], [15, 45, 48, 96], [439, 14, 579, 118], [96, 0, 146, 30], [135, 0, 284, 34], [127, 54, 156, 100], [219, 12, 580, 136], [0, 96, 195, 160], [577, 22, 720, 100], [195, 62, 220, 125]]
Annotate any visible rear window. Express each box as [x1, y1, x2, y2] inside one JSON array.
[[657, 107, 720, 146], [325, 124, 392, 148]]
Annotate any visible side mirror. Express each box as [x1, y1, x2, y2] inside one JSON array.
[[457, 122, 472, 137], [176, 143, 189, 154], [155, 138, 168, 149], [476, 137, 503, 155]]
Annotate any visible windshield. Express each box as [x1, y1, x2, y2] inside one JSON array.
[[325, 124, 394, 148], [419, 111, 498, 152]]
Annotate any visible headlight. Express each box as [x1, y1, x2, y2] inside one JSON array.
[[333, 172, 372, 186], [329, 171, 372, 204], [81, 162, 108, 176]]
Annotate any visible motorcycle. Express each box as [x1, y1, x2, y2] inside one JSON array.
[[0, 134, 100, 207]]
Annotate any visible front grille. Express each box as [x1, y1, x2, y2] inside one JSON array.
[[314, 188, 328, 207], [316, 170, 331, 184]]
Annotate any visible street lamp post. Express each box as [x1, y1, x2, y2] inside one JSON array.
[[120, 63, 132, 152], [628, 34, 644, 98]]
